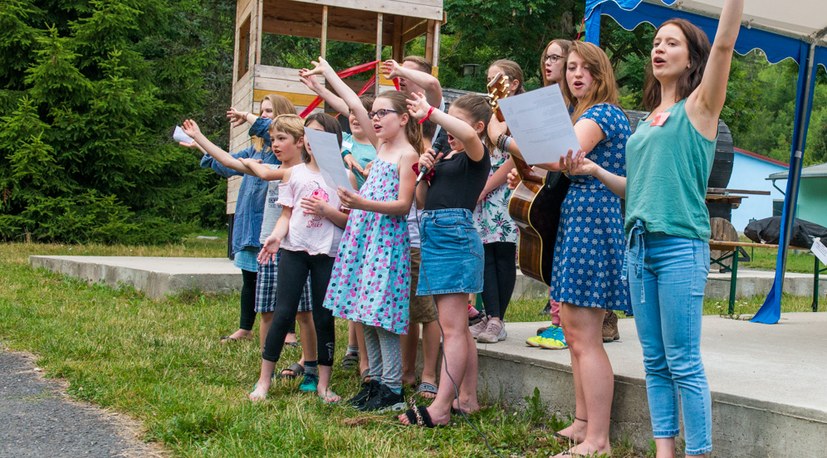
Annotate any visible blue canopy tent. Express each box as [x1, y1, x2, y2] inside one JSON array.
[[584, 0, 827, 324]]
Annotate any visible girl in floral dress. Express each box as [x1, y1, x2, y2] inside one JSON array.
[[302, 57, 420, 412]]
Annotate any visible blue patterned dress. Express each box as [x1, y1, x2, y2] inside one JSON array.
[[323, 158, 411, 334], [550, 103, 631, 313]]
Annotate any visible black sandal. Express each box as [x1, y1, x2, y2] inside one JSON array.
[[402, 406, 436, 428]]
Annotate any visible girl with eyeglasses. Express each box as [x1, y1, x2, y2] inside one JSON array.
[[301, 57, 421, 412]]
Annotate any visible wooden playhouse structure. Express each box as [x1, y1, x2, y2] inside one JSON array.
[[226, 0, 445, 217]]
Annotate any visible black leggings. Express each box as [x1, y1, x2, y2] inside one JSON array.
[[481, 242, 517, 319], [261, 249, 335, 366], [240, 269, 257, 331]]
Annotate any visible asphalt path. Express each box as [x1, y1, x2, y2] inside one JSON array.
[[0, 346, 164, 457]]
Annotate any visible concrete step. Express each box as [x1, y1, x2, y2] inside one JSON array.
[[476, 314, 827, 457]]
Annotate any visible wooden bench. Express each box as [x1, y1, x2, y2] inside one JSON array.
[[708, 240, 826, 314]]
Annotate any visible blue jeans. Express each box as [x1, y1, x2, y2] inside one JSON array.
[[626, 221, 712, 455]]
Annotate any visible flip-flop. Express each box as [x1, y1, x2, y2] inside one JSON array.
[[401, 405, 437, 428], [278, 362, 305, 379], [416, 381, 438, 399]]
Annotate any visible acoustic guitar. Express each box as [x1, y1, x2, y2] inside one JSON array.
[[487, 74, 570, 285]]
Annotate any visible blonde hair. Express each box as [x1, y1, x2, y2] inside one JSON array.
[[560, 41, 620, 122], [252, 94, 296, 151]]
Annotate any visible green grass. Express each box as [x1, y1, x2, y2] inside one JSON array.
[[0, 237, 819, 457]]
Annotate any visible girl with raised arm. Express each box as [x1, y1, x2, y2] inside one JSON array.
[[301, 56, 420, 412], [564, 2, 744, 455], [181, 95, 296, 347], [398, 93, 491, 427]]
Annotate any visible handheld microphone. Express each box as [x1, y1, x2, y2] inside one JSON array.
[[415, 166, 429, 185]]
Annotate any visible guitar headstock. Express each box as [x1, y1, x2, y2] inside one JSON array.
[[486, 72, 510, 122]]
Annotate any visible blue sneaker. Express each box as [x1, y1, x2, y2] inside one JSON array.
[[526, 325, 567, 349], [299, 373, 318, 392]]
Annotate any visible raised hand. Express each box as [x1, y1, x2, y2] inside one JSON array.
[[406, 92, 431, 120], [226, 107, 247, 128], [299, 73, 324, 94], [382, 59, 402, 79], [181, 119, 201, 139], [300, 56, 333, 78]]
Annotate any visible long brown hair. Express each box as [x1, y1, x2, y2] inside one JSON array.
[[450, 94, 493, 149], [376, 90, 423, 155], [560, 41, 620, 122], [252, 94, 295, 151], [642, 19, 711, 110], [541, 39, 572, 86], [489, 59, 525, 94]]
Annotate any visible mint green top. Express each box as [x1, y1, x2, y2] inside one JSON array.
[[624, 98, 716, 240]]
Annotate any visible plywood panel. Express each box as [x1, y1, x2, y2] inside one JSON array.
[[290, 0, 443, 20], [227, 176, 241, 214], [261, 1, 398, 44]]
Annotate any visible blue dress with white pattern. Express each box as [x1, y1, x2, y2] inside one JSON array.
[[550, 103, 631, 313]]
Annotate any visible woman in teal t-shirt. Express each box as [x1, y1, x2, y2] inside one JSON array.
[[563, 1, 743, 456]]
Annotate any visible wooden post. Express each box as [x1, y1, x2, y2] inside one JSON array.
[[432, 18, 441, 71], [392, 16, 404, 62], [376, 13, 383, 94], [424, 20, 435, 65], [321, 6, 328, 59], [255, 0, 263, 66]]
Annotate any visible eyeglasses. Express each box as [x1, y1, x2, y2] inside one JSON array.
[[368, 109, 398, 119], [544, 54, 565, 63]]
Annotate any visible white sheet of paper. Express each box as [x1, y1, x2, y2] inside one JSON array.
[[304, 128, 353, 191], [812, 238, 827, 265], [497, 84, 581, 165], [173, 125, 194, 144]]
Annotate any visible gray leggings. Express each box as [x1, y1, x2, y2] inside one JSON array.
[[363, 325, 402, 391]]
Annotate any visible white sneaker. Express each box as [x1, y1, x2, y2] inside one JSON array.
[[469, 315, 489, 339], [477, 319, 506, 343]]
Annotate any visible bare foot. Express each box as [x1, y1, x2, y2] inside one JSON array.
[[551, 441, 610, 458], [317, 385, 340, 404], [555, 418, 587, 444], [451, 398, 480, 414], [221, 329, 253, 343], [249, 380, 270, 402]]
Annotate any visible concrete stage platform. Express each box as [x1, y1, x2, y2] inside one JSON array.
[[28, 256, 827, 304], [477, 314, 827, 457], [28, 256, 241, 299], [26, 256, 827, 455]]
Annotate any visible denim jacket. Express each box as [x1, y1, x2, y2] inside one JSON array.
[[201, 145, 278, 256]]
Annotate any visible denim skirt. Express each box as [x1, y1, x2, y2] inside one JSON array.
[[416, 208, 484, 295]]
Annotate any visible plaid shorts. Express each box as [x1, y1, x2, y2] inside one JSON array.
[[255, 253, 312, 313]]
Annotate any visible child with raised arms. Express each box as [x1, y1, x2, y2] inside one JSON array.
[[301, 57, 419, 412], [399, 93, 491, 427]]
